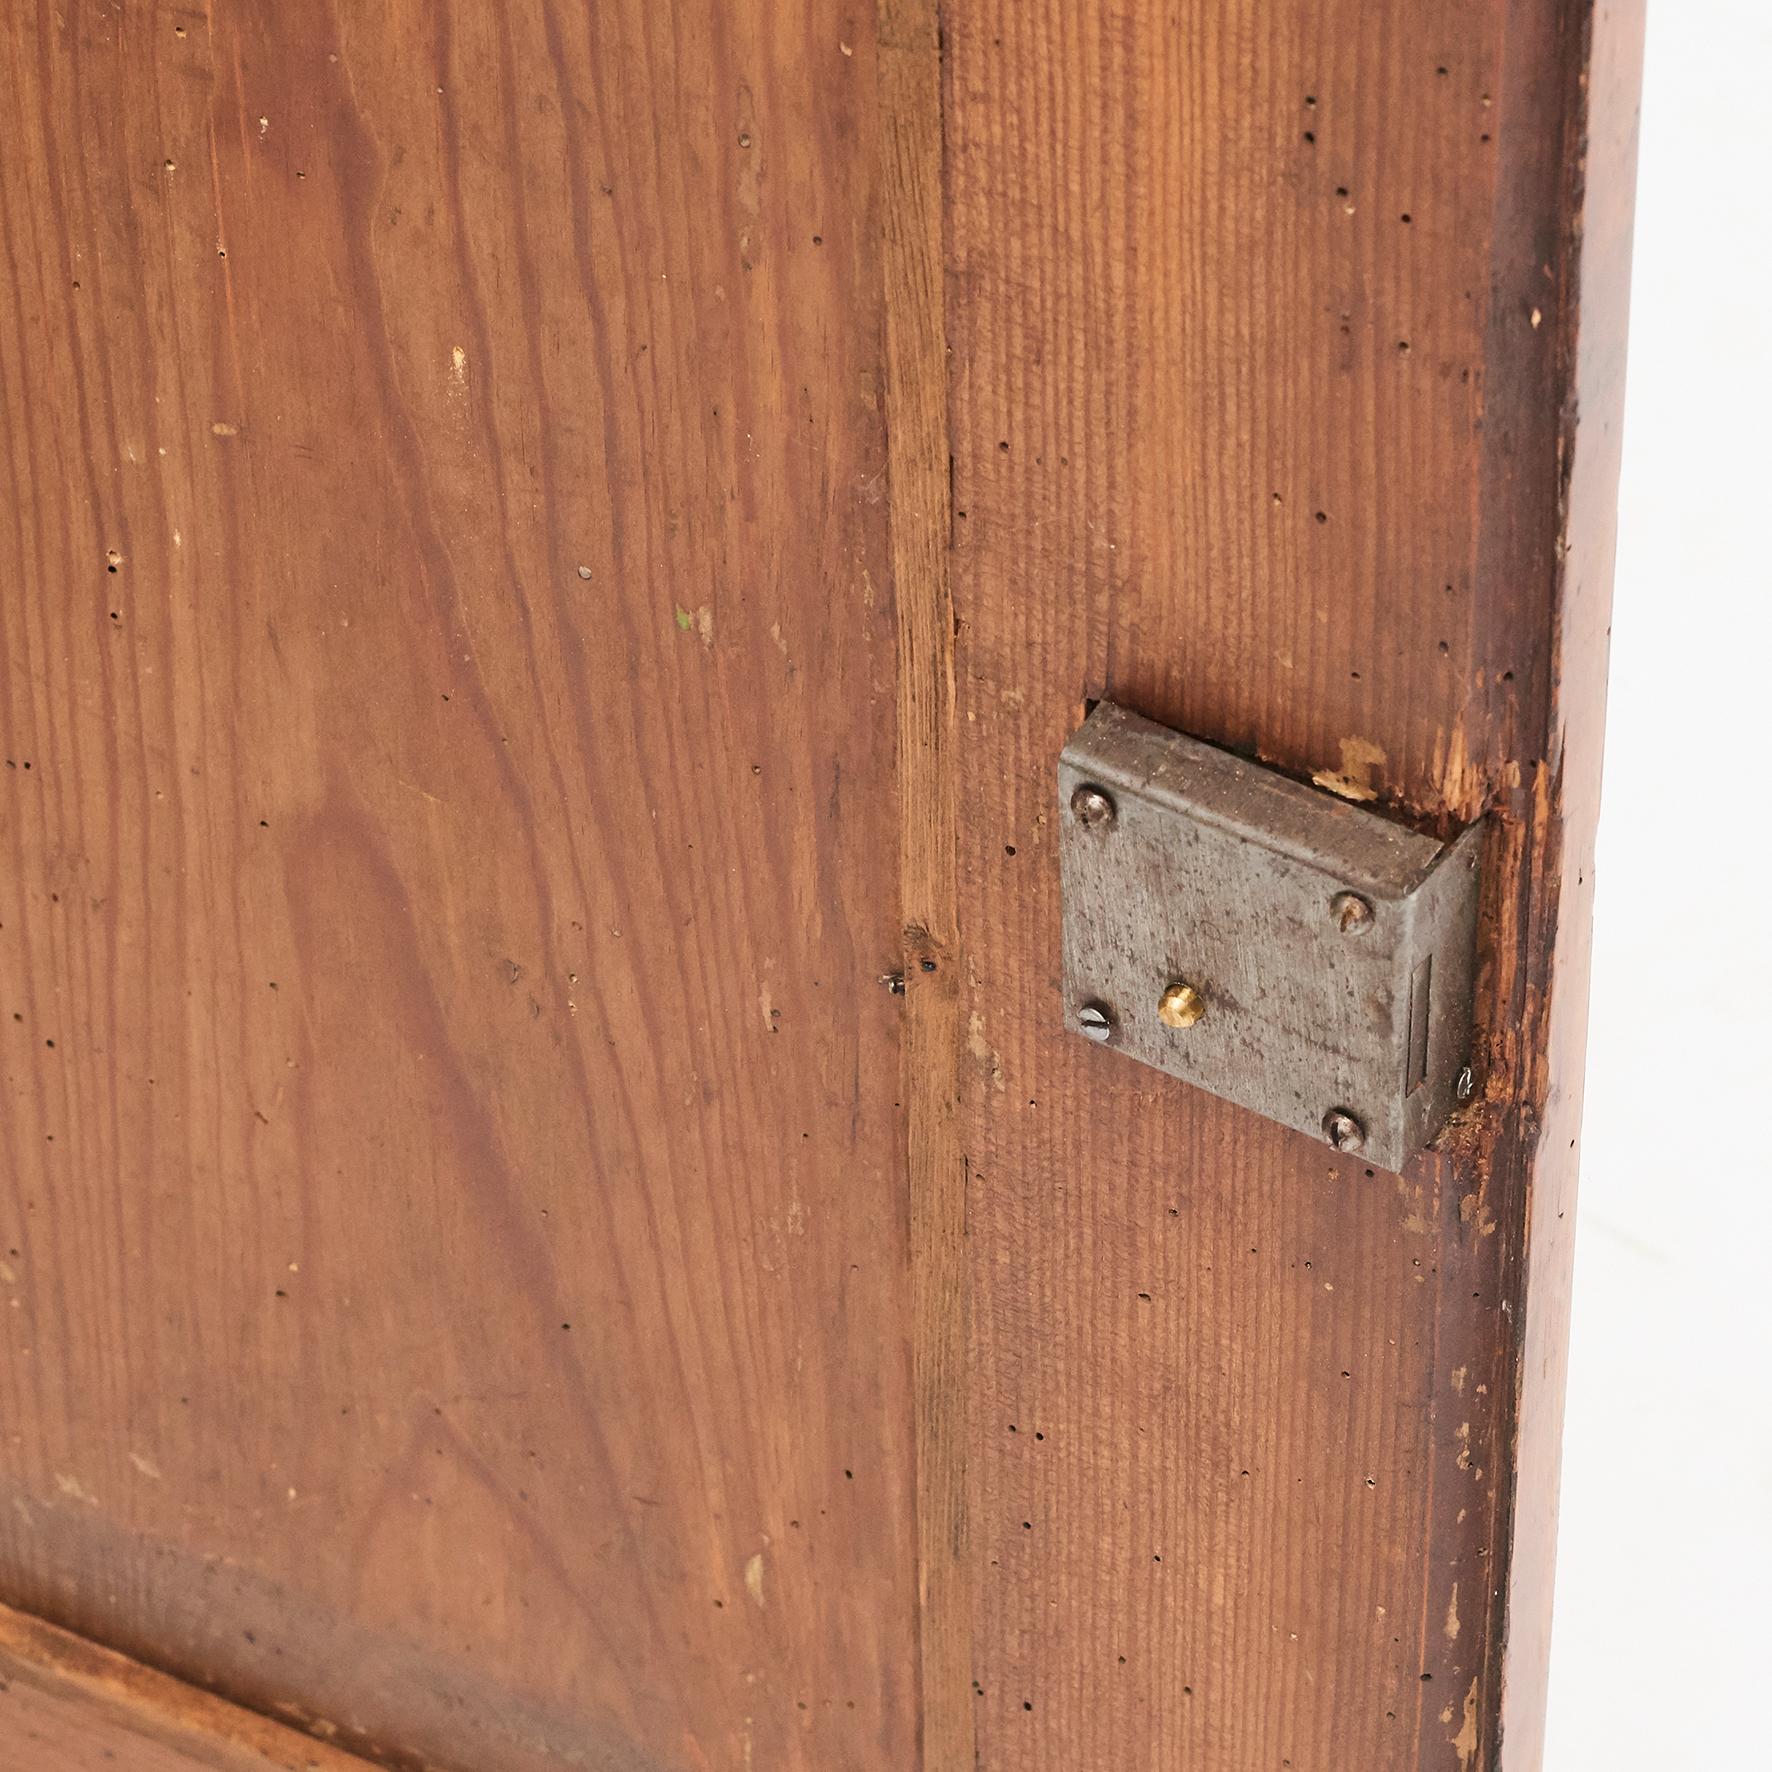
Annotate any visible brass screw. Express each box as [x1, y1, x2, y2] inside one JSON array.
[[1322, 1108, 1367, 1153], [1331, 892, 1374, 933], [1070, 783, 1117, 828], [1157, 980, 1206, 1029]]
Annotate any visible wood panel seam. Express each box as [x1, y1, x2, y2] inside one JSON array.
[[878, 0, 971, 1765], [0, 1598, 387, 1772]]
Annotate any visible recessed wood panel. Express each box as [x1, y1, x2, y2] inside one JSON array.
[[0, 4, 915, 1769]]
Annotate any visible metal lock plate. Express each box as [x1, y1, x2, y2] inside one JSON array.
[[1059, 702, 1482, 1171]]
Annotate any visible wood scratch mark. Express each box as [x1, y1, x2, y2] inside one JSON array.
[[1452, 1677, 1480, 1767], [1312, 736, 1386, 802]]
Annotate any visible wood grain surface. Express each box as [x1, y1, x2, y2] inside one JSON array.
[[941, 1, 1640, 1768], [0, 1600, 374, 1772], [0, 3, 916, 1769], [0, 1, 1638, 1769]]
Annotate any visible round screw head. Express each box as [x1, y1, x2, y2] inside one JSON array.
[[1331, 892, 1374, 934], [1077, 1001, 1116, 1043], [1322, 1108, 1367, 1153], [1070, 783, 1117, 829], [1157, 980, 1206, 1029]]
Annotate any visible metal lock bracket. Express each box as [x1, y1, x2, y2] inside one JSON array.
[[1059, 702, 1482, 1170]]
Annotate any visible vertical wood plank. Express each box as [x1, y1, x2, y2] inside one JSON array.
[[941, 1, 1640, 1767]]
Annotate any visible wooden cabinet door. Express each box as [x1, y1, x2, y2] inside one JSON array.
[[0, 3, 1642, 1770]]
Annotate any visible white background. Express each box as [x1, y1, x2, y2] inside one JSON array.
[[1543, 4, 1772, 1765]]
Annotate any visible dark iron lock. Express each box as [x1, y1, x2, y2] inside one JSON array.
[[1059, 702, 1482, 1171]]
